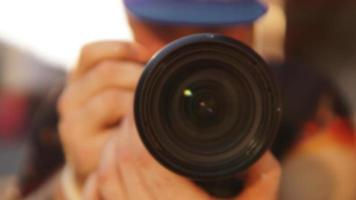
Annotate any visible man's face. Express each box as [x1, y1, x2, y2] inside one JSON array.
[[127, 13, 254, 56]]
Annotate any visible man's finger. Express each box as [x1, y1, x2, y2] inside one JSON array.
[[58, 61, 141, 113], [97, 134, 128, 200], [77, 90, 132, 130], [73, 41, 151, 81], [83, 173, 100, 200], [114, 119, 154, 200], [61, 90, 133, 134]]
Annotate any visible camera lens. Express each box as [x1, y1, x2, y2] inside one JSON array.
[[135, 34, 281, 181]]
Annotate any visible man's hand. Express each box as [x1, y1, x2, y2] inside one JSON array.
[[58, 41, 149, 184], [82, 114, 212, 200], [82, 113, 280, 200]]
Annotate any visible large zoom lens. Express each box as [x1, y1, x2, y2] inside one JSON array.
[[134, 34, 281, 181]]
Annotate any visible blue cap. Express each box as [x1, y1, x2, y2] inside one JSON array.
[[124, 0, 267, 26]]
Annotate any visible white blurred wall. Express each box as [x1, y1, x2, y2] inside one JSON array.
[[0, 0, 286, 70], [0, 0, 133, 70]]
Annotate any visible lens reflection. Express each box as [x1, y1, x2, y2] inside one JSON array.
[[182, 85, 224, 129], [183, 89, 193, 97]]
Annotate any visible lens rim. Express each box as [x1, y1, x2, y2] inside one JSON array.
[[134, 33, 282, 180]]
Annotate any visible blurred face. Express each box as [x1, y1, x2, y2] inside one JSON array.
[[127, 13, 254, 55]]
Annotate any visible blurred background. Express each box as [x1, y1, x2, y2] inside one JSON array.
[[0, 0, 355, 199]]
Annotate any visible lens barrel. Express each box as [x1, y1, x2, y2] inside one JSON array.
[[134, 34, 281, 182]]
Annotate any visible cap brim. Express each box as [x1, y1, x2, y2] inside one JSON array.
[[125, 1, 267, 26]]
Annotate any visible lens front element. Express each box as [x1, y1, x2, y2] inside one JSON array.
[[134, 34, 281, 180]]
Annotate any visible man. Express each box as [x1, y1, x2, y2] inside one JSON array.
[[57, 0, 281, 199]]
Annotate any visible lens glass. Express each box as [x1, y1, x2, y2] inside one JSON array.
[[159, 59, 255, 156], [182, 82, 225, 128]]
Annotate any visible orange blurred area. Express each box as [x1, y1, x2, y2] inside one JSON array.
[[280, 117, 356, 200]]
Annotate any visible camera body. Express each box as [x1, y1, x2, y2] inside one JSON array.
[[134, 33, 281, 197]]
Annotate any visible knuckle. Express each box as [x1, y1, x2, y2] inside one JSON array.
[[111, 41, 130, 54], [58, 121, 72, 144], [94, 90, 122, 112], [95, 62, 118, 82], [57, 90, 70, 115], [105, 90, 124, 106], [58, 115, 82, 142], [57, 85, 78, 116], [58, 119, 74, 136], [80, 41, 129, 62], [80, 42, 99, 60]]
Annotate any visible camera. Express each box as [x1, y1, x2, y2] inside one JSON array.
[[134, 33, 282, 197]]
